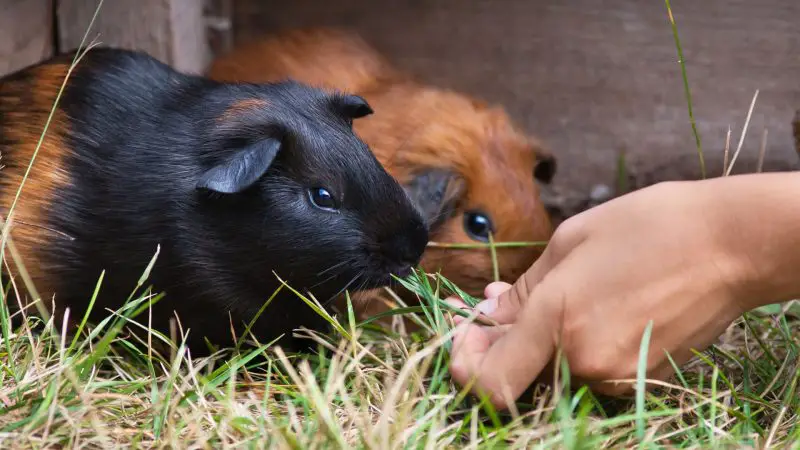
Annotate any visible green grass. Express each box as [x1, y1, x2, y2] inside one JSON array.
[[664, 0, 706, 180], [2, 1, 799, 448], [1, 270, 799, 448]]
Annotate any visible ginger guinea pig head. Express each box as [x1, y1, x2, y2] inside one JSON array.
[[353, 84, 557, 295], [198, 81, 428, 296]]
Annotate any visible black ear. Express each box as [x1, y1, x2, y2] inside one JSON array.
[[196, 138, 281, 194], [404, 169, 466, 231], [534, 151, 557, 184], [337, 94, 374, 119]]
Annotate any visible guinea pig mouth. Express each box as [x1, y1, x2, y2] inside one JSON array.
[[388, 264, 413, 279], [359, 263, 414, 290]]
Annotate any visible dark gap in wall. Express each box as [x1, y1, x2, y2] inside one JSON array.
[[51, 0, 61, 55]]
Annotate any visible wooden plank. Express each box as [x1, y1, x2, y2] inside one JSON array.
[[56, 0, 211, 74], [205, 0, 234, 56], [0, 0, 54, 77]]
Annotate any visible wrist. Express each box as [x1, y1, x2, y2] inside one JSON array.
[[695, 172, 800, 312]]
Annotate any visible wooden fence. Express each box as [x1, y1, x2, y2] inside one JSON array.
[[0, 0, 233, 77]]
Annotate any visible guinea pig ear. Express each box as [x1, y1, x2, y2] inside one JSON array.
[[404, 169, 466, 231], [196, 138, 281, 194], [336, 94, 374, 120], [533, 149, 557, 184]]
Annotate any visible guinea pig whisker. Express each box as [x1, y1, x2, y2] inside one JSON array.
[[316, 258, 355, 277], [348, 276, 372, 305], [323, 270, 364, 307], [309, 268, 350, 291], [309, 259, 358, 291]]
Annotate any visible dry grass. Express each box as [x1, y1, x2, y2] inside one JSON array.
[[0, 271, 799, 449]]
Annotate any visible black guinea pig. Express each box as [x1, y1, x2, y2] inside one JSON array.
[[0, 47, 428, 354]]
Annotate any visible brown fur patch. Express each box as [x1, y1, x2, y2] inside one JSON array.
[[219, 98, 270, 122], [207, 28, 555, 320], [207, 27, 407, 92], [0, 63, 73, 308]]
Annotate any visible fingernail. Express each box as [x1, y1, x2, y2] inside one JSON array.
[[476, 298, 497, 315], [444, 297, 460, 306]]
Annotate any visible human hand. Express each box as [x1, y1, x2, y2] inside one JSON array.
[[446, 175, 800, 410]]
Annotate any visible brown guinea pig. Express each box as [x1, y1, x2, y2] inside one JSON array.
[[208, 28, 557, 316], [207, 27, 401, 94]]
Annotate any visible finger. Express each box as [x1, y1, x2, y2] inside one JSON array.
[[451, 318, 510, 358], [444, 296, 508, 330], [484, 282, 512, 299], [444, 297, 469, 310], [444, 297, 475, 327], [449, 290, 560, 410], [445, 282, 518, 324], [477, 251, 555, 325]]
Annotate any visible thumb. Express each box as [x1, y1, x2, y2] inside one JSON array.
[[448, 241, 563, 408], [449, 287, 560, 410], [484, 281, 512, 299], [475, 252, 553, 325]]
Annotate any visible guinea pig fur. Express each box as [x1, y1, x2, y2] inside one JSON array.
[[207, 27, 401, 96], [208, 28, 557, 317], [0, 47, 428, 353]]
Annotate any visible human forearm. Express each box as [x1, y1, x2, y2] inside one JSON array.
[[697, 172, 800, 311]]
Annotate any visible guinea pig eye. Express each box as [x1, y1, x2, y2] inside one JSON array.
[[463, 211, 494, 242], [308, 187, 339, 211]]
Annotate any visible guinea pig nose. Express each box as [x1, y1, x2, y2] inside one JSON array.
[[383, 222, 429, 267]]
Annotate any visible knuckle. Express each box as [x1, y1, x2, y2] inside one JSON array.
[[570, 348, 622, 380], [506, 278, 528, 310], [554, 214, 583, 238], [477, 377, 518, 409], [449, 359, 470, 385], [449, 353, 481, 388], [546, 216, 586, 257]]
